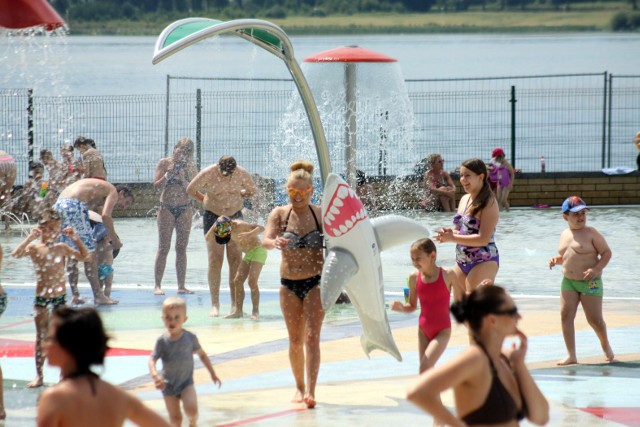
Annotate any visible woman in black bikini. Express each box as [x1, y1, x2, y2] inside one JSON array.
[[153, 137, 198, 296], [37, 306, 170, 427], [263, 160, 325, 409], [407, 286, 549, 426]]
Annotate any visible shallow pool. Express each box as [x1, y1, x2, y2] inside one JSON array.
[[1, 205, 638, 299]]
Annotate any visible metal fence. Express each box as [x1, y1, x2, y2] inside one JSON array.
[[2, 72, 639, 184]]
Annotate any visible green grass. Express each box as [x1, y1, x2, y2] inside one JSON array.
[[66, 4, 637, 36]]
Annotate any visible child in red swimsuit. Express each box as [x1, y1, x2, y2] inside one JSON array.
[[391, 238, 463, 373]]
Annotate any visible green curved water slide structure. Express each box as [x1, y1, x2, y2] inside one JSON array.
[[152, 18, 332, 182]]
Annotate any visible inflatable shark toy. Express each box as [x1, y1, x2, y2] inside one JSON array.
[[321, 173, 430, 361]]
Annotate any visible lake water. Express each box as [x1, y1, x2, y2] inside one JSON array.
[[1, 206, 639, 300], [1, 33, 639, 96]]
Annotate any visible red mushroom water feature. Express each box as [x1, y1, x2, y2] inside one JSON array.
[[0, 0, 65, 31]]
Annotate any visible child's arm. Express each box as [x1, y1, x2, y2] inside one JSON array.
[[196, 348, 221, 388], [12, 227, 40, 258], [237, 223, 265, 240], [444, 268, 465, 302], [391, 272, 418, 313], [585, 229, 612, 279], [147, 356, 165, 390]]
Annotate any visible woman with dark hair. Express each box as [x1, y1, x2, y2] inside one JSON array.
[[407, 286, 549, 427], [37, 307, 171, 427], [435, 158, 499, 300], [153, 137, 198, 295]]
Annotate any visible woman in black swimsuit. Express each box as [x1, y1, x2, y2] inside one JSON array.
[[407, 286, 549, 426], [263, 160, 325, 409], [153, 137, 198, 296]]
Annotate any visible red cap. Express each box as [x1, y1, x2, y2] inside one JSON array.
[[492, 148, 505, 158]]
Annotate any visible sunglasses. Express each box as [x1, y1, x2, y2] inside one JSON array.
[[287, 187, 312, 197], [492, 306, 519, 317]]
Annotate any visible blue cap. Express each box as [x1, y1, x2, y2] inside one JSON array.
[[562, 196, 589, 214]]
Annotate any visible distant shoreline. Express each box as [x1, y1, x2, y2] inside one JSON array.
[[64, 8, 638, 36]]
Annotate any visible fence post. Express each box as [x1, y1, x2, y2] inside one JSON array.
[[606, 73, 613, 169], [196, 88, 202, 171], [602, 71, 608, 169], [509, 85, 516, 168], [164, 75, 171, 157], [28, 88, 34, 166]]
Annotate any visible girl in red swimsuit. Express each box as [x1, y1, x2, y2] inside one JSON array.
[[391, 238, 463, 374]]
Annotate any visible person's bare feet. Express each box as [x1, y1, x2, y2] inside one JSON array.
[[251, 311, 259, 321], [557, 356, 578, 366], [605, 346, 616, 362], [27, 376, 43, 388], [224, 310, 243, 319], [153, 287, 165, 296], [209, 306, 219, 317], [0, 406, 5, 420], [304, 394, 316, 409], [71, 295, 85, 305], [177, 287, 194, 294], [291, 389, 304, 403], [94, 296, 118, 306]]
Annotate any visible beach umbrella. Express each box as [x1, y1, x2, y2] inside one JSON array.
[[0, 0, 65, 31]]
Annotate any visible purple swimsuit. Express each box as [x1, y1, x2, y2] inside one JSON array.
[[453, 211, 499, 275]]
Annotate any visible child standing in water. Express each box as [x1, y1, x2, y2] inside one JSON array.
[[392, 238, 462, 374], [12, 208, 89, 388], [488, 148, 515, 211], [206, 216, 267, 320], [549, 196, 616, 366], [148, 297, 221, 427]]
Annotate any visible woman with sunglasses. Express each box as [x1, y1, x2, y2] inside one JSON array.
[[423, 153, 456, 212], [263, 160, 325, 409], [407, 285, 549, 427]]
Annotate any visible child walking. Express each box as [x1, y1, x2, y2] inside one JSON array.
[[391, 238, 462, 373], [488, 148, 515, 211], [206, 216, 267, 320], [149, 297, 221, 427], [549, 196, 616, 366], [11, 208, 89, 388]]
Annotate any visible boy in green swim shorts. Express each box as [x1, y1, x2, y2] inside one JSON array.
[[206, 217, 267, 320], [549, 196, 615, 366]]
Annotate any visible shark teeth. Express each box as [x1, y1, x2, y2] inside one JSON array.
[[324, 184, 367, 237]]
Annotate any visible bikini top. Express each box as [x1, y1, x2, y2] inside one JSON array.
[[282, 206, 324, 249], [461, 345, 525, 425]]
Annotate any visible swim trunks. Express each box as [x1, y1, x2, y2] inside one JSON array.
[[281, 275, 321, 300], [417, 268, 452, 340], [54, 198, 96, 251], [243, 246, 268, 265], [203, 210, 242, 234], [34, 294, 67, 309], [0, 293, 7, 316], [561, 276, 603, 297]]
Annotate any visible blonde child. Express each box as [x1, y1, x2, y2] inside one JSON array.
[[12, 208, 89, 388], [391, 238, 462, 374], [206, 216, 267, 320], [549, 196, 616, 366], [148, 297, 221, 427]]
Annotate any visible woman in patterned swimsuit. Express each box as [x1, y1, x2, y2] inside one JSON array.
[[435, 158, 500, 301], [153, 137, 198, 296]]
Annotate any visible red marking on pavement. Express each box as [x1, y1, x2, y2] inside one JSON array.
[[216, 408, 306, 426], [580, 407, 640, 427], [0, 319, 33, 329], [0, 338, 150, 357]]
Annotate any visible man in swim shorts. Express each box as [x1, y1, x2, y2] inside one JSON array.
[[187, 156, 256, 317], [55, 178, 133, 305]]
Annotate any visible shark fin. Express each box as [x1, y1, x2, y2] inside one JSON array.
[[371, 215, 430, 252], [320, 248, 358, 312], [360, 334, 402, 362]]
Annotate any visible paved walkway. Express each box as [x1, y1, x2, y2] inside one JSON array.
[[1, 287, 638, 426]]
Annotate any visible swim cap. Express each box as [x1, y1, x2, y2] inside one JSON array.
[[213, 216, 232, 244]]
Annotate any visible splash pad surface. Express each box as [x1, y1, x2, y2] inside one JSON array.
[[0, 207, 639, 426]]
